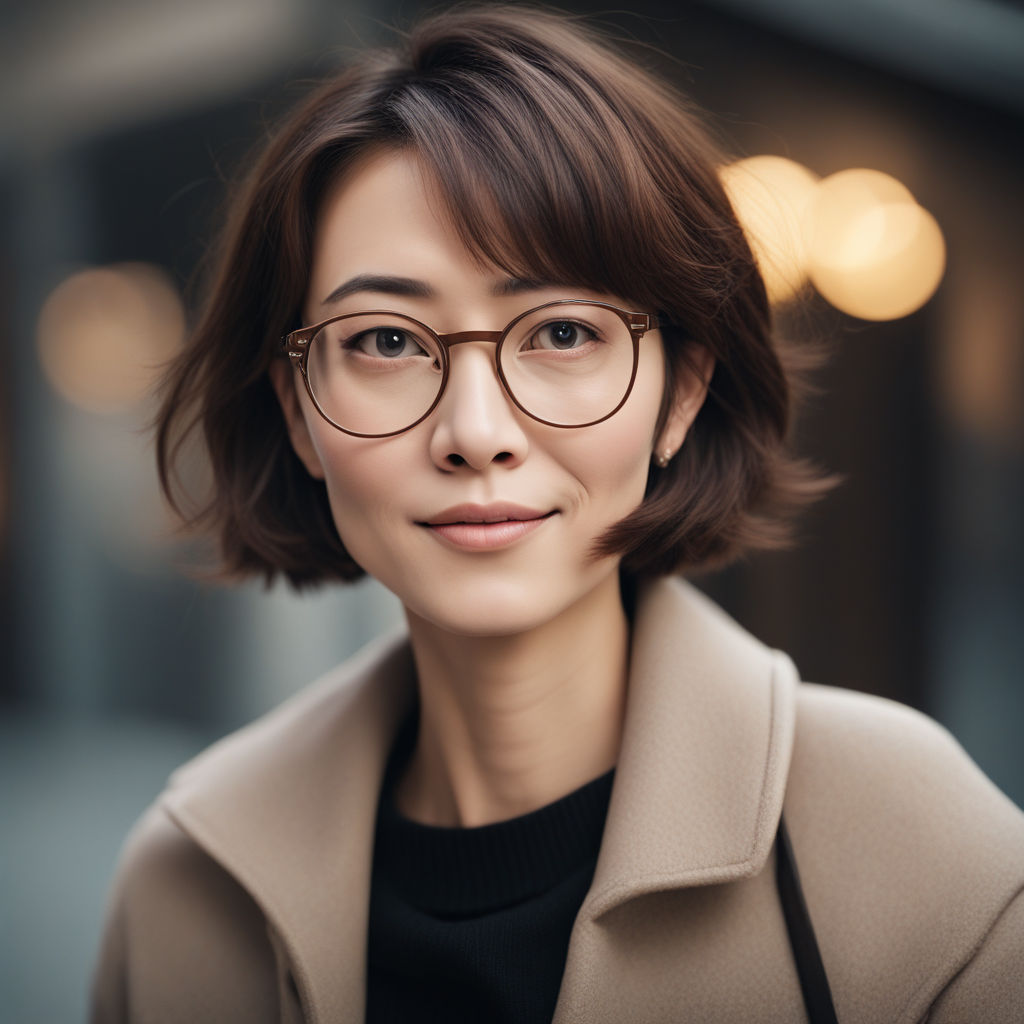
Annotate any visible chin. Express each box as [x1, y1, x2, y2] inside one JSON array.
[[407, 587, 561, 639], [400, 563, 620, 640]]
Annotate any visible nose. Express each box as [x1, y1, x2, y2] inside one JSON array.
[[427, 343, 530, 472]]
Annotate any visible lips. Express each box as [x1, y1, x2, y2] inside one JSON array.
[[421, 502, 553, 526], [418, 503, 557, 550]]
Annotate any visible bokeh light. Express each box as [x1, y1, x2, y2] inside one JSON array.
[[37, 263, 185, 414], [720, 155, 820, 304], [807, 169, 946, 321]]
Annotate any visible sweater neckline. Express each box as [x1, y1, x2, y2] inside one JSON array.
[[372, 703, 615, 917]]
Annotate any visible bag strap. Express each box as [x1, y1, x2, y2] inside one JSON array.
[[776, 815, 839, 1024]]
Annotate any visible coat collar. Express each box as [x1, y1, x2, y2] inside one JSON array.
[[161, 577, 796, 1024]]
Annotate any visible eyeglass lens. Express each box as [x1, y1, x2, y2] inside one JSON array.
[[305, 302, 637, 435]]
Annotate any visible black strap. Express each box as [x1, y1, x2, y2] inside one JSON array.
[[776, 815, 839, 1024]]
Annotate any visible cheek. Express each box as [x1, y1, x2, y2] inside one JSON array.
[[547, 411, 657, 533], [310, 434, 444, 607], [563, 363, 663, 502], [309, 432, 402, 547]]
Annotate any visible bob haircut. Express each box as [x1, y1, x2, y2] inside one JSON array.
[[156, 3, 830, 588]]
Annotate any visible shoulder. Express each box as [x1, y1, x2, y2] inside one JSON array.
[[790, 683, 1024, 856], [90, 804, 280, 1024], [102, 803, 269, 949], [784, 683, 1024, 1022], [103, 625, 412, 894], [91, 629, 414, 1024]]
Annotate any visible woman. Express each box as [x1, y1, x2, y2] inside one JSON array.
[[91, 6, 1024, 1023]]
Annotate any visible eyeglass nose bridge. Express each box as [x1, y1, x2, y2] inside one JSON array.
[[436, 329, 506, 349], [430, 329, 517, 417], [430, 329, 514, 401]]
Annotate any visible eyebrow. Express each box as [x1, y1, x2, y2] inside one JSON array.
[[320, 273, 562, 306]]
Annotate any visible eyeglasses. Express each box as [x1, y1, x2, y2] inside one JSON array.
[[282, 299, 661, 438]]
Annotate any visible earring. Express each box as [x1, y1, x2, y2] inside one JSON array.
[[654, 449, 673, 468]]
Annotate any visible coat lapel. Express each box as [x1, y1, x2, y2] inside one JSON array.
[[159, 578, 797, 1024], [585, 578, 796, 914], [162, 631, 416, 1024], [553, 578, 798, 1022]]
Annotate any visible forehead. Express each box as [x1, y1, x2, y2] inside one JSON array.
[[306, 149, 504, 308], [306, 148, 635, 319]]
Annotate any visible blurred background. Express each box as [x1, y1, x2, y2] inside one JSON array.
[[1, 0, 1022, 1019]]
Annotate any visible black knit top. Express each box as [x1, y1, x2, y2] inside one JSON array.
[[365, 702, 615, 1023]]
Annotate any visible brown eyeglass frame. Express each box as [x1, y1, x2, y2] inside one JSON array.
[[281, 298, 661, 438]]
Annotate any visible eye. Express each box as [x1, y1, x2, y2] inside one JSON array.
[[527, 320, 598, 351], [351, 327, 430, 359]]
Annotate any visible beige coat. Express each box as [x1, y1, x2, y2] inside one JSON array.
[[91, 578, 1024, 1023]]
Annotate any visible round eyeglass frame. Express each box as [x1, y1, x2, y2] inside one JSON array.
[[281, 298, 662, 438]]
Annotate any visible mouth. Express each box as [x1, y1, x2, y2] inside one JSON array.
[[419, 503, 556, 527], [418, 503, 558, 550]]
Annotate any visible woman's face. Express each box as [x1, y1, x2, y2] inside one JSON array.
[[272, 149, 707, 637]]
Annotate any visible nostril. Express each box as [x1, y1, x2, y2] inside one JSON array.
[[494, 451, 514, 463], [447, 453, 466, 467]]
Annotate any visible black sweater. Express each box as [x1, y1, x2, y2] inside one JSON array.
[[366, 704, 615, 1023]]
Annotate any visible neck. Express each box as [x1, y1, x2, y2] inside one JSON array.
[[396, 572, 631, 827]]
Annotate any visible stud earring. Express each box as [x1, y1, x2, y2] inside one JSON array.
[[654, 450, 673, 468]]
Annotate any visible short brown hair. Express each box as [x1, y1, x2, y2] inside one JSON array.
[[156, 3, 830, 588]]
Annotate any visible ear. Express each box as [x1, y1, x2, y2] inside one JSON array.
[[268, 359, 326, 480], [655, 344, 715, 462]]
